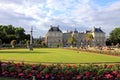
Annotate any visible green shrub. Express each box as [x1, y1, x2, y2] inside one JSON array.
[[0, 39, 2, 47], [9, 66, 16, 72], [25, 68, 31, 74]]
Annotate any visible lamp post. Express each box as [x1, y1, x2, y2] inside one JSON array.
[[30, 27, 33, 51], [81, 42, 83, 49]]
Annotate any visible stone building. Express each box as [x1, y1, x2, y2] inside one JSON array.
[[91, 27, 106, 46], [45, 25, 63, 47], [45, 25, 106, 47], [63, 29, 86, 47]]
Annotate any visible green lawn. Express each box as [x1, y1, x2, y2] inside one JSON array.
[[0, 48, 120, 63]]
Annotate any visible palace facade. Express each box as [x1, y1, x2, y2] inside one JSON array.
[[45, 25, 106, 48]]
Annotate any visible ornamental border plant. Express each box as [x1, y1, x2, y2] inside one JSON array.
[[0, 61, 120, 80]]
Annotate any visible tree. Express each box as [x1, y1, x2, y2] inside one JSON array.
[[7, 35, 16, 43], [68, 36, 77, 48], [6, 25, 15, 34], [25, 34, 30, 41], [15, 27, 26, 42], [57, 43, 63, 48], [26, 40, 30, 48], [106, 38, 111, 46], [10, 40, 17, 48], [0, 39, 2, 47], [20, 39, 27, 44], [109, 28, 120, 44], [0, 31, 7, 42], [0, 25, 29, 44], [85, 33, 93, 47], [34, 39, 41, 45]]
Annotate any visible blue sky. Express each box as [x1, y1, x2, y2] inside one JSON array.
[[94, 0, 119, 6], [0, 0, 120, 38]]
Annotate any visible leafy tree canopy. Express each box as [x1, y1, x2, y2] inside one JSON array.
[[85, 33, 93, 46], [0, 39, 2, 45], [109, 28, 120, 44], [0, 25, 30, 43], [68, 36, 77, 47], [85, 33, 93, 41]]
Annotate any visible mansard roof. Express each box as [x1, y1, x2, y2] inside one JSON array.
[[48, 25, 62, 32], [92, 27, 104, 33], [73, 28, 78, 33], [64, 28, 78, 34], [84, 30, 91, 33]]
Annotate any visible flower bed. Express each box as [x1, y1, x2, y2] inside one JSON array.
[[66, 48, 120, 56], [0, 61, 120, 80]]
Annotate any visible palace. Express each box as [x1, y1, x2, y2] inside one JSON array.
[[45, 25, 106, 48]]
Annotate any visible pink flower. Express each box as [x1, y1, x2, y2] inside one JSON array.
[[112, 71, 118, 77], [2, 71, 8, 75], [77, 75, 82, 79], [105, 74, 113, 79], [1, 63, 7, 66], [117, 73, 120, 78], [31, 70, 35, 73], [19, 73, 24, 77], [32, 64, 37, 68]]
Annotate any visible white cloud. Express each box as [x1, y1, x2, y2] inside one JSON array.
[[88, 1, 120, 35], [0, 0, 120, 37]]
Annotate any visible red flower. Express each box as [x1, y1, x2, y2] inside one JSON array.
[[85, 71, 90, 77], [37, 73, 42, 78], [10, 72, 15, 76], [49, 73, 53, 77], [73, 64, 77, 68], [45, 74, 50, 78], [67, 64, 71, 67], [97, 75, 102, 80], [27, 73, 33, 77]]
